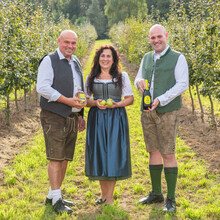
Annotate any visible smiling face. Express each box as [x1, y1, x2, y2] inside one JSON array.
[[149, 25, 168, 54], [58, 31, 77, 60], [99, 49, 114, 71]]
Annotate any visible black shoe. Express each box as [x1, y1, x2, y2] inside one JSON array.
[[139, 191, 164, 204], [45, 197, 52, 205], [45, 197, 75, 207], [163, 197, 176, 213], [53, 199, 73, 215], [61, 198, 75, 207], [95, 198, 106, 205]]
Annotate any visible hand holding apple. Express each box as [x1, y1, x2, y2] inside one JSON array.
[[106, 98, 113, 107], [97, 98, 117, 109], [97, 99, 107, 109], [99, 100, 106, 106]]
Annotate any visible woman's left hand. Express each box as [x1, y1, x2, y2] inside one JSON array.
[[106, 100, 119, 108], [107, 96, 134, 108]]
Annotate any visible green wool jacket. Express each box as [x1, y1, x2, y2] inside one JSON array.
[[141, 47, 181, 113]]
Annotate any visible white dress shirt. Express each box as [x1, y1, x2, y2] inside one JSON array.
[[134, 46, 189, 106], [36, 48, 83, 102]]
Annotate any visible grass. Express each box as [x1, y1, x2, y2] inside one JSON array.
[[0, 40, 219, 219]]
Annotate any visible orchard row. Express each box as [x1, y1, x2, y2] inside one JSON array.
[[0, 0, 97, 124], [109, 0, 219, 128]]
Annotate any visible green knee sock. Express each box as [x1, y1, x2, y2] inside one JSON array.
[[164, 167, 178, 199], [149, 165, 163, 194]]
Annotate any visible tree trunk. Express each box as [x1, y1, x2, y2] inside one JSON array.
[[14, 87, 19, 111], [196, 84, 204, 123], [35, 86, 39, 106], [52, 0, 54, 11], [188, 85, 195, 115], [57, 0, 59, 10], [24, 89, 27, 112], [208, 94, 217, 130], [6, 94, 10, 126], [29, 85, 32, 102]]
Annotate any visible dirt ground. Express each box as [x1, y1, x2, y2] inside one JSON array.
[[0, 97, 41, 185], [0, 53, 219, 186]]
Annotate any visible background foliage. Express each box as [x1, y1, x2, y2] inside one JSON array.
[[0, 0, 219, 126], [23, 0, 195, 38], [0, 0, 97, 124], [109, 0, 220, 128]]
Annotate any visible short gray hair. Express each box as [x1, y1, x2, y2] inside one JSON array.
[[59, 30, 77, 38], [149, 24, 166, 35]]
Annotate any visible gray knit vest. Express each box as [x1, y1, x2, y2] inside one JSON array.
[[40, 51, 83, 117]]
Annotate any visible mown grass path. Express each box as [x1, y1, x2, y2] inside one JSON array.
[[0, 40, 219, 220]]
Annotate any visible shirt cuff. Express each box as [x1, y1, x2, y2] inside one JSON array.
[[48, 91, 62, 102], [157, 96, 164, 107]]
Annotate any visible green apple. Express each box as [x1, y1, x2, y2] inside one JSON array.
[[100, 100, 106, 106], [106, 98, 113, 107]]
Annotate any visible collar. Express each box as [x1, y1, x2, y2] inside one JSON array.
[[154, 45, 169, 58], [56, 48, 73, 61]]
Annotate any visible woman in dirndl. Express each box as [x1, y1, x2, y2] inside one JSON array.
[[84, 45, 134, 205]]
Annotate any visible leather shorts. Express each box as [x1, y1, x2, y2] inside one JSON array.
[[40, 109, 78, 161], [141, 109, 180, 154]]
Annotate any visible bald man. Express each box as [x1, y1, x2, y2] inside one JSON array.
[[37, 30, 85, 214], [134, 24, 189, 213]]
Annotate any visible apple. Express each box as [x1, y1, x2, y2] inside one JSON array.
[[100, 100, 106, 106], [106, 98, 113, 107]]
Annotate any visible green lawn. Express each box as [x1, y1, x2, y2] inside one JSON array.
[[0, 40, 219, 220]]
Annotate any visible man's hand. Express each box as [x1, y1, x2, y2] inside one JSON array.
[[143, 98, 160, 112], [57, 95, 85, 109], [137, 79, 146, 92], [71, 97, 85, 109], [78, 116, 85, 132]]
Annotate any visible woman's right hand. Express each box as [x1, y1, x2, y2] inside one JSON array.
[[96, 99, 107, 110]]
